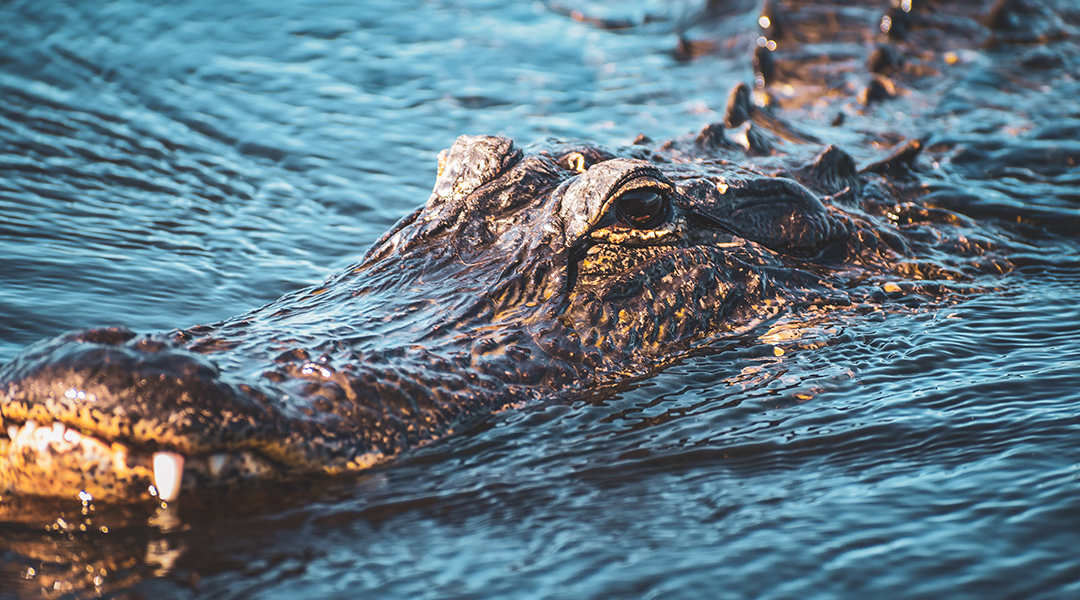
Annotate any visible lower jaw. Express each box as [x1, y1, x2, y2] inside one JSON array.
[[0, 420, 283, 503]]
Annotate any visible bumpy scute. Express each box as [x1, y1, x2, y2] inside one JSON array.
[[0, 112, 1012, 502]]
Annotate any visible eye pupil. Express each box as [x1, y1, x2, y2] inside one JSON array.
[[618, 189, 665, 228]]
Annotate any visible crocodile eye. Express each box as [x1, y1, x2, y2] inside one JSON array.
[[617, 188, 667, 229]]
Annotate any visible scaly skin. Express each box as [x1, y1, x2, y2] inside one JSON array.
[[6, 0, 1037, 503], [0, 110, 1010, 501]]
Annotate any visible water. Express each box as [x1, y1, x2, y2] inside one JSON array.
[[2, 0, 1079, 597]]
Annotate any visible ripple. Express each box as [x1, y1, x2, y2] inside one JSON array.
[[2, 0, 1080, 598]]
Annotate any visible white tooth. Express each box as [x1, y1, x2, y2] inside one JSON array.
[[208, 453, 228, 478], [152, 452, 185, 502], [6, 425, 16, 441]]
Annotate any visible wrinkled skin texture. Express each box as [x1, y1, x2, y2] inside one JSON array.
[[0, 127, 1005, 501], [0, 0, 1029, 503]]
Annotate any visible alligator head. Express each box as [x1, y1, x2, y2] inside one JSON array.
[[0, 132, 983, 502]]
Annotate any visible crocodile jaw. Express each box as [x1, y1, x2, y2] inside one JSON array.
[[0, 419, 293, 502], [1, 420, 155, 501]]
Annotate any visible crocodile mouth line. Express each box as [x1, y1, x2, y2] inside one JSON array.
[[0, 418, 287, 502]]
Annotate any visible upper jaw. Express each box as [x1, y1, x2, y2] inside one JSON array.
[[0, 329, 314, 502], [0, 415, 297, 502]]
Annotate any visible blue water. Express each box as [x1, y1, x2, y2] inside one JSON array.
[[2, 0, 1080, 598]]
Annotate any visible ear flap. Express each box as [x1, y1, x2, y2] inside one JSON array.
[[680, 176, 848, 255]]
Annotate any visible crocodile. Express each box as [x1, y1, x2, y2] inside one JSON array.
[[0, 116, 1005, 503], [0, 0, 1034, 503]]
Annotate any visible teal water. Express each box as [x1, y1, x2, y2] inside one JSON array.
[[2, 0, 1079, 598]]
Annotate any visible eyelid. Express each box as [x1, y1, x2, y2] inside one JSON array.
[[609, 173, 673, 198]]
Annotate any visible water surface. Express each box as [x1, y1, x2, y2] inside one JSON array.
[[2, 0, 1079, 598]]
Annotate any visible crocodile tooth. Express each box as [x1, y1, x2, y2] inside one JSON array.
[[6, 425, 16, 441], [152, 452, 185, 502]]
